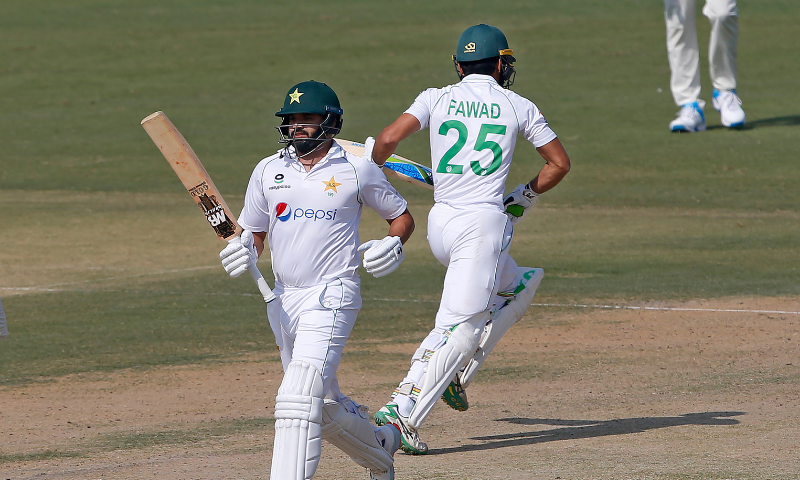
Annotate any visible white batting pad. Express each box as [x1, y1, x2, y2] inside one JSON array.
[[461, 268, 544, 387], [408, 311, 489, 428], [321, 399, 397, 473], [270, 360, 325, 480]]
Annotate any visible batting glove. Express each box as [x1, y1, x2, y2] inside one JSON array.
[[357, 235, 404, 278], [219, 230, 257, 278], [362, 136, 382, 168], [503, 183, 539, 226]]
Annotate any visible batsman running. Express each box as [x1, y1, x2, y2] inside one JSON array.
[[368, 24, 571, 454], [219, 81, 414, 479]]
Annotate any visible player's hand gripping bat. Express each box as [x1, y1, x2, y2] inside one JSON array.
[[141, 111, 276, 303]]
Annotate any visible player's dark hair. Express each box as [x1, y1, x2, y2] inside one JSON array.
[[458, 57, 499, 76]]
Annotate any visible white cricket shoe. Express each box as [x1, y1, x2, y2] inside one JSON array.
[[669, 102, 706, 132], [374, 403, 429, 455], [712, 89, 746, 128]]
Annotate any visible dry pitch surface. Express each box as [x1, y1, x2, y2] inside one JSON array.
[[2, 297, 798, 480]]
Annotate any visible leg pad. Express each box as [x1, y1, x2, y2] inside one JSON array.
[[270, 360, 325, 480], [321, 399, 397, 473]]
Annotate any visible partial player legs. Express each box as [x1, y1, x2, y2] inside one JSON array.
[[270, 360, 325, 480], [376, 205, 509, 451], [704, 0, 745, 127], [459, 268, 545, 389], [270, 280, 360, 395], [704, 0, 738, 93], [321, 397, 400, 479], [427, 204, 512, 327], [665, 0, 743, 130], [442, 266, 545, 412], [665, 0, 702, 107]]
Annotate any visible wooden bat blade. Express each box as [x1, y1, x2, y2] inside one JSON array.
[[141, 111, 240, 241], [141, 111, 276, 303], [336, 139, 434, 190]]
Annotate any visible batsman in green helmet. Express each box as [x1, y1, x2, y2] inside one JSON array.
[[369, 24, 572, 454], [219, 79, 415, 479]]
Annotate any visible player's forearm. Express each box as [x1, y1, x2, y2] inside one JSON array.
[[387, 209, 415, 244], [374, 114, 421, 165], [529, 165, 569, 193], [530, 138, 571, 194]]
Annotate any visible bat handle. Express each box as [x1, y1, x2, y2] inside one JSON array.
[[247, 263, 277, 303]]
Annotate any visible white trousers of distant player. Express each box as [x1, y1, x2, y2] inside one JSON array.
[[665, 0, 738, 107], [396, 203, 521, 425]]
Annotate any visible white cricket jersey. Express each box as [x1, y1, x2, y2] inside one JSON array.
[[238, 142, 408, 288], [405, 74, 557, 209]]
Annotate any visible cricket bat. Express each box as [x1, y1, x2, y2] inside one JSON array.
[[141, 111, 276, 303], [336, 139, 434, 190]]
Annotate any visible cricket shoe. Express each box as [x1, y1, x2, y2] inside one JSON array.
[[368, 424, 402, 480], [669, 101, 706, 132], [712, 89, 746, 128], [441, 374, 469, 411], [374, 403, 429, 455]]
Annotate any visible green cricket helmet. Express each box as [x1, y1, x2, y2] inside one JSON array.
[[452, 24, 516, 88], [275, 80, 343, 156]]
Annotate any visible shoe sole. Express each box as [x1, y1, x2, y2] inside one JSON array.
[[670, 125, 706, 132], [374, 410, 429, 455], [441, 382, 469, 411]]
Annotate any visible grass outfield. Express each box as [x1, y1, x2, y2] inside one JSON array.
[[1, 0, 798, 389]]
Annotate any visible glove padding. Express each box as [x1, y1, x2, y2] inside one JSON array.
[[503, 183, 539, 226], [357, 235, 404, 278], [219, 230, 257, 278], [362, 136, 381, 167]]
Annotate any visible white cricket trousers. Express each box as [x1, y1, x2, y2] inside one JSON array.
[[427, 203, 516, 330], [394, 203, 519, 406], [267, 278, 361, 401], [665, 0, 738, 107]]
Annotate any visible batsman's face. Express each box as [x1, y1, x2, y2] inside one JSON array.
[[286, 113, 325, 139]]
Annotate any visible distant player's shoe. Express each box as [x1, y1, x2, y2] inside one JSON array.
[[712, 89, 746, 128], [374, 403, 429, 455], [368, 424, 401, 480], [669, 102, 706, 132], [441, 374, 469, 411]]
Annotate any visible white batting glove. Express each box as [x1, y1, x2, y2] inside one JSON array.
[[362, 136, 382, 167], [357, 235, 404, 278], [503, 183, 539, 226], [219, 230, 257, 278]]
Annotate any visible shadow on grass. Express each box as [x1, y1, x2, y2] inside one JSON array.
[[427, 411, 743, 455], [707, 114, 800, 130]]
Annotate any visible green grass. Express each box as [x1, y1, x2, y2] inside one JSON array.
[[0, 282, 278, 385], [0, 0, 798, 384]]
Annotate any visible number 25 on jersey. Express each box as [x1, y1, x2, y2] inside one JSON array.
[[437, 121, 507, 177]]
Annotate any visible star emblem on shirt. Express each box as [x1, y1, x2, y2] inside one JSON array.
[[288, 88, 304, 104], [323, 176, 342, 193]]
